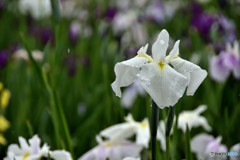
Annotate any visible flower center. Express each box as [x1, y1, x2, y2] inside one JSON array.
[[158, 61, 165, 71], [23, 153, 30, 160], [182, 114, 195, 120], [141, 122, 147, 128]]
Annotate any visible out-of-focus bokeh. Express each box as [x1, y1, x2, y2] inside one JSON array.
[[0, 0, 240, 159]]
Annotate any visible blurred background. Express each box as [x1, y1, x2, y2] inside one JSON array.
[[0, 0, 240, 159]]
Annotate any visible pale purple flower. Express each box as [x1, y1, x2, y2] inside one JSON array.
[[145, 1, 179, 24], [121, 81, 145, 109], [191, 133, 227, 160], [68, 21, 81, 42], [0, 51, 8, 69], [210, 41, 240, 82], [230, 143, 240, 160], [78, 139, 142, 160], [218, 14, 236, 44]]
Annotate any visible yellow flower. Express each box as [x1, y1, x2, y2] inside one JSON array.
[[0, 134, 7, 145], [0, 115, 10, 132], [0, 89, 11, 109]]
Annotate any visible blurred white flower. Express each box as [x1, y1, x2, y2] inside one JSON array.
[[178, 105, 211, 132], [4, 135, 72, 160], [112, 29, 207, 109], [157, 118, 175, 151], [121, 81, 145, 109], [113, 10, 137, 34], [191, 133, 227, 160], [100, 114, 150, 148], [78, 135, 143, 160], [13, 48, 43, 62], [19, 0, 52, 19]]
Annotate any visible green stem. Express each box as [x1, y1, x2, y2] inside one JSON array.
[[166, 136, 170, 160], [151, 100, 159, 160], [185, 124, 192, 160], [165, 106, 175, 160]]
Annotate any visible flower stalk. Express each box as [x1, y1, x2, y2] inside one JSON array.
[[185, 124, 192, 160], [165, 106, 175, 160], [151, 100, 159, 160]]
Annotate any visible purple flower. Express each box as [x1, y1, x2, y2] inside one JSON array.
[[105, 7, 117, 21], [210, 53, 231, 82], [218, 14, 237, 44], [191, 133, 227, 160], [78, 140, 142, 160], [68, 21, 81, 42], [0, 0, 5, 11], [29, 26, 54, 45], [191, 3, 216, 39], [64, 54, 77, 76], [210, 41, 240, 82], [0, 51, 8, 69]]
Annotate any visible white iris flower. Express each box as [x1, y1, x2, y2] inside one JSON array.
[[4, 135, 72, 160], [19, 0, 52, 19], [177, 105, 212, 132], [100, 114, 150, 148], [112, 29, 207, 108]]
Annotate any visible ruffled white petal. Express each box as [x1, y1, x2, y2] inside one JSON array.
[[152, 30, 169, 62], [18, 137, 30, 151], [49, 150, 73, 160], [100, 123, 137, 140], [137, 63, 188, 108], [178, 105, 211, 132], [29, 135, 41, 154], [111, 57, 149, 97], [170, 57, 207, 95], [198, 117, 212, 131], [157, 121, 166, 151], [193, 105, 207, 114], [7, 144, 23, 155]]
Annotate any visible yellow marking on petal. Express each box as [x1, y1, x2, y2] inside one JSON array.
[[23, 153, 30, 160], [105, 142, 113, 148], [137, 53, 154, 63], [0, 89, 11, 109], [158, 61, 165, 72], [141, 122, 147, 128], [165, 55, 179, 62]]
